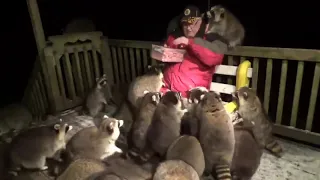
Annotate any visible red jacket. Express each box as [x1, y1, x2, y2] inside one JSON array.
[[160, 34, 227, 98]]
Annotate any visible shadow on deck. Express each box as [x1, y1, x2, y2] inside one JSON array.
[[1, 111, 320, 180]]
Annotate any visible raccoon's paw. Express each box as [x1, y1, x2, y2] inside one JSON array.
[[182, 109, 188, 114]]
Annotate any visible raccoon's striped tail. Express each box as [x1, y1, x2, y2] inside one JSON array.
[[214, 164, 232, 180], [265, 138, 283, 157]]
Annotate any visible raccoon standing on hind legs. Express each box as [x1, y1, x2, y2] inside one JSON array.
[[84, 74, 109, 118], [127, 90, 161, 161], [206, 5, 245, 49], [147, 91, 188, 159], [233, 87, 284, 158], [195, 91, 234, 180]]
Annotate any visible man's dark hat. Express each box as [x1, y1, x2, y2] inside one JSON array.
[[181, 5, 202, 24]]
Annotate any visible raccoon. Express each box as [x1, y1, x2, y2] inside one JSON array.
[[233, 87, 283, 157], [181, 87, 209, 137], [93, 156, 152, 180], [128, 65, 164, 109], [231, 129, 263, 180], [128, 91, 161, 161], [206, 5, 245, 49], [195, 91, 234, 180], [166, 135, 205, 177], [84, 74, 109, 118], [9, 122, 72, 175], [66, 116, 123, 161], [56, 158, 106, 180], [147, 91, 188, 158], [153, 160, 200, 180]]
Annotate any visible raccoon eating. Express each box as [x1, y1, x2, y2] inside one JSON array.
[[233, 86, 283, 157], [195, 91, 235, 180], [206, 5, 245, 49], [147, 91, 187, 158]]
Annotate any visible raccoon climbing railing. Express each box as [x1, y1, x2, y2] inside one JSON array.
[[108, 39, 320, 146]]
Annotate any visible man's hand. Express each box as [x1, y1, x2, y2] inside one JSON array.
[[173, 36, 189, 45]]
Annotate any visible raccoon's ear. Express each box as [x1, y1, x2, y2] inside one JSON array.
[[117, 120, 124, 127], [200, 94, 205, 100], [206, 11, 212, 18], [215, 92, 221, 99], [103, 115, 109, 118], [143, 90, 149, 94], [243, 92, 248, 99], [65, 125, 73, 132], [54, 124, 60, 130], [188, 98, 192, 104], [152, 95, 157, 102]]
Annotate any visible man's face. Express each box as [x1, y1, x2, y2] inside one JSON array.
[[182, 18, 202, 38]]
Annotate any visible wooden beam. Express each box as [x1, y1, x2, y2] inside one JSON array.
[[27, 0, 46, 58]]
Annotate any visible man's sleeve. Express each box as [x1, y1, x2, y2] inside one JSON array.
[[186, 36, 228, 67]]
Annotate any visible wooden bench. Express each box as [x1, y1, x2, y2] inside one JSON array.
[[210, 60, 253, 113]]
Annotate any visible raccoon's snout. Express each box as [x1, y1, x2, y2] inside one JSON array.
[[118, 120, 124, 127]]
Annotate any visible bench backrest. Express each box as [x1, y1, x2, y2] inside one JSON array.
[[210, 65, 253, 94]]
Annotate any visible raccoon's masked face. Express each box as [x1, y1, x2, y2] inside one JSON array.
[[146, 64, 164, 78], [234, 86, 257, 108], [142, 91, 162, 106], [54, 122, 73, 149], [161, 91, 183, 108], [187, 87, 208, 104], [199, 91, 223, 110], [101, 116, 124, 141]]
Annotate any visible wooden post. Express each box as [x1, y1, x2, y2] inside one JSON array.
[[26, 0, 46, 59]]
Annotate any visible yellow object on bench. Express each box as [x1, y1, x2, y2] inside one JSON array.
[[224, 60, 252, 113]]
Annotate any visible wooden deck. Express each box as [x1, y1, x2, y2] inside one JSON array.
[[1, 111, 320, 180]]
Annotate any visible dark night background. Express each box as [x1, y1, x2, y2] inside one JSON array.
[[1, 0, 319, 110]]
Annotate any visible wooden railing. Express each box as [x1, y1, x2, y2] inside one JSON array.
[[108, 39, 320, 146], [23, 36, 320, 145], [22, 55, 49, 119]]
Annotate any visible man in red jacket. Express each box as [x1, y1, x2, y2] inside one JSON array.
[[160, 5, 228, 98]]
